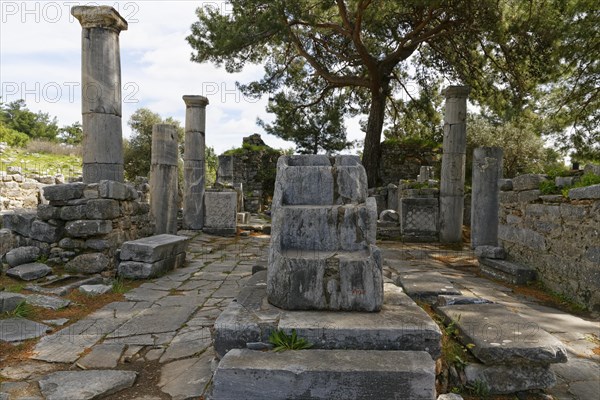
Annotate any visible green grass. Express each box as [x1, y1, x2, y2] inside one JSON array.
[[10, 301, 35, 318], [269, 329, 313, 352], [5, 284, 26, 293], [112, 277, 130, 294], [0, 144, 82, 177]]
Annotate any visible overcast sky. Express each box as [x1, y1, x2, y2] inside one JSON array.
[[0, 0, 366, 154]]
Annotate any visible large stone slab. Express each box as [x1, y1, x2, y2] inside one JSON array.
[[77, 343, 125, 368], [38, 370, 136, 400], [464, 363, 557, 394], [25, 294, 71, 310], [478, 257, 536, 285], [120, 234, 188, 262], [437, 303, 568, 365], [107, 304, 197, 338], [6, 263, 51, 281], [0, 318, 50, 342], [212, 349, 436, 400], [42, 182, 86, 201], [159, 351, 213, 400], [397, 271, 461, 303]]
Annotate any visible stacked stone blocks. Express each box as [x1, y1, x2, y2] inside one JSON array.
[[267, 155, 383, 312]]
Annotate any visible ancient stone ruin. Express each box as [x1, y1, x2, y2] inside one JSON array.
[[267, 155, 382, 311]]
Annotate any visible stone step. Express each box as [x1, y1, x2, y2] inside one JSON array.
[[436, 303, 568, 365], [478, 258, 536, 285], [120, 234, 188, 263], [214, 272, 441, 359], [211, 349, 436, 400]]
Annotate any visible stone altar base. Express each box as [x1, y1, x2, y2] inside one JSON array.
[[211, 270, 440, 399]]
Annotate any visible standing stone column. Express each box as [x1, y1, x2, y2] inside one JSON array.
[[471, 147, 503, 248], [439, 86, 471, 243], [72, 6, 128, 183], [182, 95, 209, 230], [150, 124, 179, 234]]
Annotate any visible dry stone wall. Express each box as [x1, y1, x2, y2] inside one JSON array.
[[1, 180, 153, 274], [498, 174, 600, 310], [378, 141, 440, 186]]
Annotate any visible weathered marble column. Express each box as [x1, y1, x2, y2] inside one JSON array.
[[150, 124, 179, 234], [439, 86, 470, 243], [471, 147, 503, 248], [182, 95, 209, 230], [72, 6, 127, 183]]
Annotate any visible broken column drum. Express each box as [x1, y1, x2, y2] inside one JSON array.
[[150, 124, 178, 235], [471, 147, 503, 248], [440, 85, 471, 243], [72, 6, 128, 183], [267, 155, 383, 312], [182, 95, 209, 230]]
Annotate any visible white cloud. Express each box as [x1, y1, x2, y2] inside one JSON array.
[[1, 0, 362, 155]]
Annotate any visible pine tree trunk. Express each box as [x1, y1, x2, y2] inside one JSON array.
[[362, 87, 388, 187]]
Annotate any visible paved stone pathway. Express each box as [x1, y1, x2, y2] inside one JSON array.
[[0, 235, 598, 399]]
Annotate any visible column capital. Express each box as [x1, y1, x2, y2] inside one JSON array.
[[443, 85, 471, 99], [72, 6, 128, 32], [183, 95, 209, 108]]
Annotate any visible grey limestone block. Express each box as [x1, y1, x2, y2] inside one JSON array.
[[465, 363, 557, 394], [60, 205, 87, 220], [43, 182, 86, 202], [6, 263, 52, 281], [568, 183, 600, 200], [511, 174, 548, 191], [98, 180, 130, 200], [85, 199, 121, 219], [117, 252, 185, 279], [212, 349, 436, 400], [65, 253, 110, 274], [5, 246, 41, 267], [0, 292, 27, 313], [437, 303, 568, 365], [478, 258, 537, 285], [30, 220, 63, 243], [65, 220, 112, 238], [475, 245, 506, 259], [2, 211, 37, 237], [119, 234, 188, 262], [37, 204, 61, 221]]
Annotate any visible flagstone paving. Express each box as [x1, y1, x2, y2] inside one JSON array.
[[0, 234, 598, 399]]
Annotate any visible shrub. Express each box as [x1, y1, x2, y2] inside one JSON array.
[[0, 124, 29, 147]]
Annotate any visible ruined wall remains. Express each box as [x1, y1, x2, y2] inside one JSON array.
[[2, 180, 153, 274], [216, 134, 280, 212], [498, 173, 600, 310], [378, 140, 440, 186]]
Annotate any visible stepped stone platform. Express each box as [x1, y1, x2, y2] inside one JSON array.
[[118, 234, 188, 279], [213, 271, 441, 359], [478, 257, 537, 285], [211, 349, 436, 400]]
